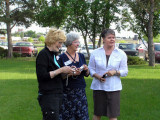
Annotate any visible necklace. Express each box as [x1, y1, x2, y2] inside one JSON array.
[[66, 51, 76, 63]]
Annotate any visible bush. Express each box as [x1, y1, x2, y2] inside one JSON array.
[[38, 36, 45, 43], [0, 47, 8, 58], [13, 52, 21, 58], [128, 56, 146, 65], [28, 37, 34, 42]]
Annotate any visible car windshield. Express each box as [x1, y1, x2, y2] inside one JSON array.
[[88, 45, 94, 49], [119, 44, 137, 50], [82, 45, 97, 50], [0, 42, 8, 46], [154, 44, 160, 51]]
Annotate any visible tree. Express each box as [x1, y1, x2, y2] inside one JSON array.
[[88, 0, 121, 48], [153, 34, 160, 43], [0, 0, 36, 58], [24, 30, 37, 38], [123, 0, 160, 66], [65, 0, 122, 57], [28, 37, 33, 42], [35, 0, 68, 28], [38, 36, 45, 43]]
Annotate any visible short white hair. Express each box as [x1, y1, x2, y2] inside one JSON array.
[[65, 32, 80, 47]]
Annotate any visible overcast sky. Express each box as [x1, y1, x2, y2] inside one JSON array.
[[11, 23, 136, 38]]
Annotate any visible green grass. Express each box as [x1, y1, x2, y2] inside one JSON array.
[[0, 58, 160, 120]]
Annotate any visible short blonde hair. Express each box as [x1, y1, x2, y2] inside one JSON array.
[[45, 28, 66, 47]]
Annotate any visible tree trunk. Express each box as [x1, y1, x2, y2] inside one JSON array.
[[98, 36, 102, 47], [148, 0, 155, 66], [81, 31, 90, 58], [6, 0, 13, 58], [84, 36, 90, 58]]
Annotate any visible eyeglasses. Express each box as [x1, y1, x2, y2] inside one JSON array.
[[72, 41, 80, 44]]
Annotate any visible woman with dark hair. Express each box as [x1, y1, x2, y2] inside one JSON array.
[[58, 32, 90, 120], [36, 28, 74, 120], [88, 29, 128, 120]]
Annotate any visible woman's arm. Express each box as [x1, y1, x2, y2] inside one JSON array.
[[88, 53, 96, 77], [49, 66, 73, 79], [119, 53, 128, 77]]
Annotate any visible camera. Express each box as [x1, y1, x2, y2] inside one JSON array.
[[102, 74, 108, 78], [80, 65, 84, 72]]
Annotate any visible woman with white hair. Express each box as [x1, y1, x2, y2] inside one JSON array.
[[58, 32, 90, 120]]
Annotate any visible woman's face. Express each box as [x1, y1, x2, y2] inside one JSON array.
[[51, 41, 63, 52], [70, 39, 80, 51], [103, 34, 115, 48]]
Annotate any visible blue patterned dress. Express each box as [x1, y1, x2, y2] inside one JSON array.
[[58, 53, 89, 120]]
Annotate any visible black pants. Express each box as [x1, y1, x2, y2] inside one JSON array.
[[38, 93, 63, 120]]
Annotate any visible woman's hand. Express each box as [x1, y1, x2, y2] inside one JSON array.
[[83, 64, 89, 71], [99, 77, 106, 82], [61, 66, 74, 74], [107, 70, 116, 76], [73, 68, 81, 76]]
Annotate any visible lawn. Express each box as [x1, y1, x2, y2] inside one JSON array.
[[0, 58, 160, 120]]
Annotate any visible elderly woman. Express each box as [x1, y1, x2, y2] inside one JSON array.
[[36, 28, 74, 120], [88, 29, 128, 120], [58, 32, 90, 120]]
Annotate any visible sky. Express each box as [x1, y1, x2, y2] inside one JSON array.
[[11, 23, 136, 38]]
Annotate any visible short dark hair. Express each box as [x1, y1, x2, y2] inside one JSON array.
[[101, 28, 115, 38]]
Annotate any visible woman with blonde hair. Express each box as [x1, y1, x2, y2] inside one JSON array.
[[36, 28, 74, 120]]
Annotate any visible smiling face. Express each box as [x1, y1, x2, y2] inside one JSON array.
[[51, 41, 63, 52], [69, 39, 80, 51], [103, 34, 115, 48]]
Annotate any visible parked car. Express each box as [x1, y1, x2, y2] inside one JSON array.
[[60, 44, 67, 53], [137, 43, 148, 60], [154, 43, 160, 62], [118, 43, 139, 56], [60, 44, 82, 54], [115, 43, 119, 48], [13, 42, 38, 57], [0, 42, 8, 49], [81, 44, 97, 58]]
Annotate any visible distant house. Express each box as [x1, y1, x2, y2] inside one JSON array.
[[0, 36, 6, 41], [12, 37, 21, 41]]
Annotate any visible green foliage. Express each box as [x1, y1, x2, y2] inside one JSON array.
[[0, 1, 37, 58], [0, 1, 36, 28], [28, 37, 34, 42], [0, 29, 6, 35], [0, 47, 7, 58], [128, 56, 146, 65], [143, 34, 160, 43], [24, 30, 37, 38], [153, 34, 160, 43], [35, 0, 122, 48], [35, 0, 68, 28], [38, 36, 45, 43], [122, 0, 160, 38], [13, 52, 21, 58]]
